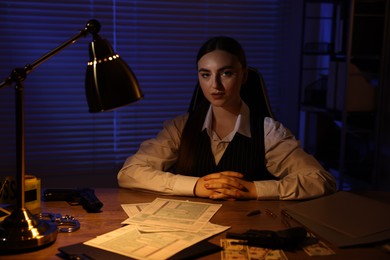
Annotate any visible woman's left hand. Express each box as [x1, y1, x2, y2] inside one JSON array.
[[201, 171, 257, 200]]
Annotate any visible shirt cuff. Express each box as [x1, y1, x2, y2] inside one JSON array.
[[173, 175, 199, 196], [254, 180, 279, 200]]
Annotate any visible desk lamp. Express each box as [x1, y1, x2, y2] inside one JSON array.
[[0, 19, 143, 251]]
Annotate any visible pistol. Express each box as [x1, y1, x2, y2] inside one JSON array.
[[226, 227, 307, 249], [43, 188, 103, 213]]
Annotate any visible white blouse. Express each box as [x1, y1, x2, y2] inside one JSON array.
[[118, 103, 337, 200]]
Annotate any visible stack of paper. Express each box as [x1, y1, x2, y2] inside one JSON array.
[[83, 198, 229, 259]]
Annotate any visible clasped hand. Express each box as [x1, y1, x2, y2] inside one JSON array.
[[194, 171, 256, 200]]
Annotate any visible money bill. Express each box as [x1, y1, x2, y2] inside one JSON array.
[[221, 239, 287, 260], [303, 240, 335, 256]]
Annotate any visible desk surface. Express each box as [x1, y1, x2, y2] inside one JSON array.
[[1, 189, 389, 260]]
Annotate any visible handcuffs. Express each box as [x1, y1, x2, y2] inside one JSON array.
[[36, 212, 80, 233]]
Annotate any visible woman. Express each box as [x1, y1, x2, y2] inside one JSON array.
[[118, 36, 337, 200]]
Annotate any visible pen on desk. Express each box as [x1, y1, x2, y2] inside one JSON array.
[[246, 210, 261, 216], [265, 208, 277, 218]]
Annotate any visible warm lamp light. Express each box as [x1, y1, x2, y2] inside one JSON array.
[[0, 19, 143, 252]]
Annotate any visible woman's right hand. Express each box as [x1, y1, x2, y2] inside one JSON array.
[[194, 171, 254, 200]]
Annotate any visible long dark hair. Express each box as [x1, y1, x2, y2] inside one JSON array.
[[196, 36, 247, 68], [174, 36, 248, 175]]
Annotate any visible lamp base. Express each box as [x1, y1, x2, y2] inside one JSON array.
[[0, 208, 58, 252]]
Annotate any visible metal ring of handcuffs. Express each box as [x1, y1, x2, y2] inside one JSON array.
[[36, 212, 80, 233]]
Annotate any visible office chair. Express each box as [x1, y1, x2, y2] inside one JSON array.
[[188, 67, 274, 119]]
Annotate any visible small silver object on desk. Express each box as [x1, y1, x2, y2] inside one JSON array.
[[36, 212, 80, 233]]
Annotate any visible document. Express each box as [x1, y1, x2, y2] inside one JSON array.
[[84, 198, 229, 259], [282, 191, 390, 247], [121, 203, 175, 232], [122, 197, 222, 232], [84, 223, 228, 260], [121, 202, 149, 217]]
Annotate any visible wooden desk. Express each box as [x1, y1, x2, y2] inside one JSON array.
[[1, 189, 389, 259]]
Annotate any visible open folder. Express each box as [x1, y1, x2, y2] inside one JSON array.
[[58, 240, 222, 260], [282, 191, 390, 247]]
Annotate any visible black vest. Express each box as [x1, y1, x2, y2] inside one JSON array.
[[174, 111, 274, 181]]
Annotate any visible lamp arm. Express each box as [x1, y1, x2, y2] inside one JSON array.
[[0, 19, 101, 89], [0, 20, 103, 251]]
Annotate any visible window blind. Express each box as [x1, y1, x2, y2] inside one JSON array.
[[0, 0, 292, 187]]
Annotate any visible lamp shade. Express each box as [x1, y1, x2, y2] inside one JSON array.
[[85, 37, 143, 112]]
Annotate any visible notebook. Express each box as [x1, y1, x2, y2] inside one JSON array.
[[282, 191, 390, 247]]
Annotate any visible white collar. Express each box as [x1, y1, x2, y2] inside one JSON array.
[[202, 102, 251, 140]]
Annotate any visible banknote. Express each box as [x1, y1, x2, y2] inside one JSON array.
[[220, 238, 287, 260], [303, 240, 335, 256]]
